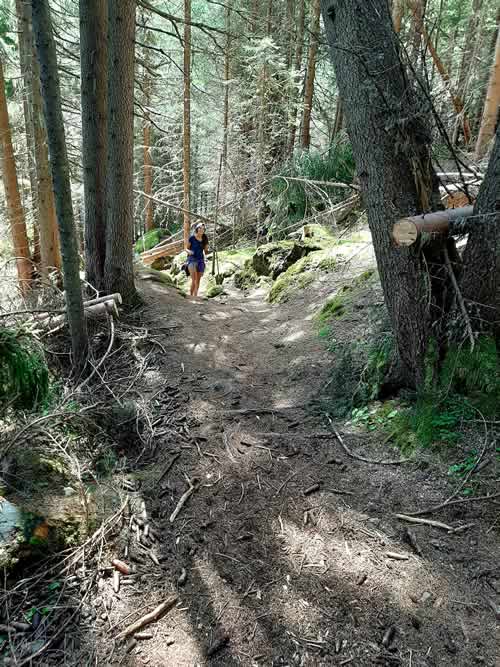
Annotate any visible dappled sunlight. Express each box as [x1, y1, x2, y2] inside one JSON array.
[[283, 329, 306, 343]]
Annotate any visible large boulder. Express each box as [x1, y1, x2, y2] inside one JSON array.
[[252, 241, 320, 279]]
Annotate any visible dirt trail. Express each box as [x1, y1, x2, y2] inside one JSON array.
[[96, 275, 499, 667]]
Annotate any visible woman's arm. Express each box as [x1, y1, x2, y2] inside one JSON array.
[[185, 238, 193, 255]]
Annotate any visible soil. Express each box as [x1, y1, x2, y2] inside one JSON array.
[[86, 258, 499, 667]]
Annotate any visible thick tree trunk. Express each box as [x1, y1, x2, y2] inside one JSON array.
[[321, 0, 445, 386], [80, 0, 108, 292], [183, 0, 191, 247], [20, 0, 60, 277], [105, 0, 136, 303], [332, 98, 343, 138], [475, 29, 500, 159], [0, 57, 32, 292], [300, 0, 321, 150], [460, 124, 500, 330], [31, 0, 88, 370], [221, 4, 231, 206]]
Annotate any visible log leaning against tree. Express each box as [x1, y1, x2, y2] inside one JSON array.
[[392, 206, 474, 246]]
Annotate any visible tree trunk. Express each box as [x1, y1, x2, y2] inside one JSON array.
[[80, 0, 108, 293], [20, 0, 60, 277], [143, 75, 154, 232], [0, 56, 32, 292], [415, 10, 471, 143], [105, 0, 136, 303], [15, 0, 39, 265], [31, 0, 88, 370], [221, 4, 231, 206], [288, 0, 305, 154], [183, 0, 191, 247], [460, 124, 500, 331], [332, 98, 343, 138], [475, 28, 500, 159], [300, 0, 321, 150], [321, 0, 446, 386], [392, 0, 404, 33]]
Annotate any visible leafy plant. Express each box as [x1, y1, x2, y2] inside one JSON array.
[[0, 328, 49, 410]]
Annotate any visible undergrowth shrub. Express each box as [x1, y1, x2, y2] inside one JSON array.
[[267, 134, 355, 238], [0, 328, 49, 410]]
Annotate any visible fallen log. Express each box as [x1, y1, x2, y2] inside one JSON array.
[[392, 205, 474, 247]]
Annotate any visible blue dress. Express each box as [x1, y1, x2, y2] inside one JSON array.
[[187, 235, 206, 273]]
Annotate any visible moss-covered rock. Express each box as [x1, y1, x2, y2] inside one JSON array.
[[252, 241, 320, 279], [234, 261, 259, 290], [205, 275, 226, 298]]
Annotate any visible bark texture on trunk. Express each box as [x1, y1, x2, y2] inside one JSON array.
[[31, 0, 88, 369], [0, 57, 32, 292], [80, 0, 108, 292], [460, 124, 500, 329], [321, 0, 444, 385], [288, 0, 305, 154], [301, 0, 321, 150], [21, 0, 60, 276], [475, 28, 500, 159], [392, 0, 404, 33], [183, 0, 192, 247], [15, 0, 38, 264], [105, 0, 136, 302]]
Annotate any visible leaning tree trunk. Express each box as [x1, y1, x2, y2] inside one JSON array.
[[301, 0, 321, 150], [0, 56, 33, 293], [105, 0, 136, 303], [321, 0, 447, 386], [182, 0, 192, 247], [31, 0, 88, 371], [475, 28, 500, 159], [80, 0, 108, 293]]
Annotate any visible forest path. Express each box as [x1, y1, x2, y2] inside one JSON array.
[[102, 274, 498, 667]]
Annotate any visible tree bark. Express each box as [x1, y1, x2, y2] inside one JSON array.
[[15, 0, 39, 265], [105, 0, 136, 303], [321, 0, 445, 386], [0, 56, 33, 292], [460, 124, 500, 330], [475, 28, 500, 159], [20, 0, 60, 277], [392, 0, 404, 33], [332, 98, 343, 138], [300, 0, 321, 150], [183, 0, 192, 247], [80, 0, 108, 293], [31, 0, 88, 370], [221, 3, 231, 206], [143, 73, 154, 232], [288, 0, 305, 154]]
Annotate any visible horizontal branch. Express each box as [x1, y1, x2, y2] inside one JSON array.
[[134, 189, 214, 225], [392, 205, 474, 246]]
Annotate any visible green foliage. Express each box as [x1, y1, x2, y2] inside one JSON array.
[[0, 329, 49, 410], [268, 135, 355, 238], [134, 228, 169, 253]]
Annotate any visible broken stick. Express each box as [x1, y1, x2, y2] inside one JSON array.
[[394, 514, 454, 532], [170, 478, 199, 523], [115, 596, 178, 640]]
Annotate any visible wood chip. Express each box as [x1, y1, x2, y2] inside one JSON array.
[[382, 626, 396, 648], [385, 551, 409, 561], [112, 559, 132, 575], [304, 483, 320, 496], [113, 570, 121, 593]]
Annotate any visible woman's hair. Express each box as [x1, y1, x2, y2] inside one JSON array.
[[202, 233, 208, 248]]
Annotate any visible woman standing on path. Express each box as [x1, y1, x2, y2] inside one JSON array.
[[186, 223, 208, 298]]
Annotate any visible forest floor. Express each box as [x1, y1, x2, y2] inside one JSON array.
[[2, 232, 499, 667], [81, 240, 499, 667]]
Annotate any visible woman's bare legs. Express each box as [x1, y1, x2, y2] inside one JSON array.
[[189, 265, 197, 296], [194, 271, 202, 297]]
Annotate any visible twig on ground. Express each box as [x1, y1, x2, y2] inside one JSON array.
[[170, 478, 199, 523], [395, 514, 454, 531], [115, 597, 178, 640], [326, 418, 411, 465], [155, 451, 181, 487]]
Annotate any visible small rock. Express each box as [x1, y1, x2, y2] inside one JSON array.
[[420, 591, 432, 604]]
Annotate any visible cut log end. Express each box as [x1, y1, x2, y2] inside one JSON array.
[[392, 220, 419, 246]]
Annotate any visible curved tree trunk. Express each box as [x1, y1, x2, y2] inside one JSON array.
[[80, 0, 108, 293], [31, 0, 88, 371], [0, 57, 32, 293], [105, 0, 136, 303], [475, 28, 500, 159], [321, 0, 446, 386], [183, 0, 192, 247], [301, 0, 321, 150]]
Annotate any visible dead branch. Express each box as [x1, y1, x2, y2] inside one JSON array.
[[327, 418, 411, 465], [169, 478, 199, 523], [115, 597, 178, 640], [443, 246, 475, 350], [395, 514, 454, 531]]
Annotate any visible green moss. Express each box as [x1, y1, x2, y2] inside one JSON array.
[[0, 329, 49, 411], [205, 275, 225, 298], [269, 269, 315, 303], [317, 294, 347, 321], [234, 263, 259, 290]]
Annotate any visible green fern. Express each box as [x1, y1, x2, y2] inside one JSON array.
[[0, 328, 49, 410]]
